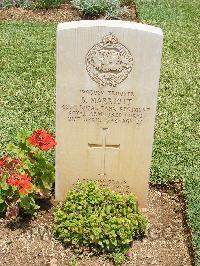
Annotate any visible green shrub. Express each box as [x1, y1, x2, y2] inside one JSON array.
[[0, 0, 32, 9], [33, 0, 65, 9], [0, 0, 65, 9], [54, 181, 147, 265], [71, 0, 125, 18]]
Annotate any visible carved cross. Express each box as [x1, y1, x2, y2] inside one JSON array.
[[88, 128, 120, 176]]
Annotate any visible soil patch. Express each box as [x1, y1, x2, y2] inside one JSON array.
[[0, 4, 80, 22], [0, 184, 194, 266], [0, 4, 137, 22]]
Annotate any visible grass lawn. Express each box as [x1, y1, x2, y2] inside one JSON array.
[[135, 0, 200, 263], [0, 0, 199, 263], [0, 22, 57, 155]]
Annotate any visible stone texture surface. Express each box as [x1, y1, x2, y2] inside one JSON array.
[[56, 20, 163, 207]]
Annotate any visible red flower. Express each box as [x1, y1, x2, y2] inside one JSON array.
[[28, 129, 57, 151], [7, 173, 32, 195], [7, 177, 19, 186], [19, 186, 31, 195]]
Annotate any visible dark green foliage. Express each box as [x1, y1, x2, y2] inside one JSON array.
[[0, 0, 32, 9], [54, 181, 147, 264], [0, 0, 66, 9], [71, 0, 125, 18], [0, 0, 131, 10], [34, 0, 65, 9]]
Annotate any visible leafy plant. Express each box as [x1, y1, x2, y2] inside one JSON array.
[[0, 0, 66, 9], [33, 0, 65, 9], [54, 181, 147, 265], [0, 0, 32, 9], [71, 0, 125, 18], [0, 129, 56, 218]]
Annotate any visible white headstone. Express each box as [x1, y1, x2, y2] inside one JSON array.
[[56, 20, 163, 207]]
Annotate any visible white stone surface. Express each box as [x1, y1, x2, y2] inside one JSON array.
[[56, 20, 163, 207]]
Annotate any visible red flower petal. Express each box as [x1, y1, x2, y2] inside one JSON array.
[[28, 129, 57, 151]]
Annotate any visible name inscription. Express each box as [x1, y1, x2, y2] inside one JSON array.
[[62, 89, 150, 124]]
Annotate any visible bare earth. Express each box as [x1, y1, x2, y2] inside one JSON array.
[[0, 4, 80, 22], [0, 184, 194, 266], [0, 4, 137, 22]]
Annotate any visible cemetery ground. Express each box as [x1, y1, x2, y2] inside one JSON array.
[[0, 0, 199, 265], [0, 184, 194, 265], [0, 2, 137, 22]]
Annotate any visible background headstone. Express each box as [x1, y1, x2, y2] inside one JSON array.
[[56, 20, 163, 207]]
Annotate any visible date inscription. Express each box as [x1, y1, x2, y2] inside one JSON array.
[[62, 89, 150, 124]]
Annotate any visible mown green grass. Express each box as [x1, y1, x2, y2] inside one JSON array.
[[0, 22, 56, 156], [0, 1, 199, 262], [135, 0, 200, 263]]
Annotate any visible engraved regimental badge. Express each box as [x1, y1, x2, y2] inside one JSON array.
[[85, 33, 134, 87]]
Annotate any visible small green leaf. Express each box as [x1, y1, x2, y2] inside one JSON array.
[[1, 181, 9, 191]]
